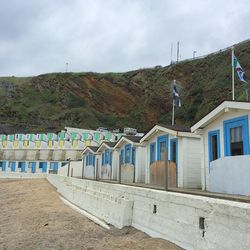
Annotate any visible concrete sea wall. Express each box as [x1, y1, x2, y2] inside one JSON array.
[[0, 172, 47, 178], [47, 174, 250, 250]]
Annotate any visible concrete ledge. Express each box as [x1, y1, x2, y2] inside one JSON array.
[[47, 174, 250, 250], [0, 172, 47, 179], [47, 175, 133, 229]]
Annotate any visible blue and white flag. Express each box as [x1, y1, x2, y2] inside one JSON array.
[[234, 56, 247, 83], [173, 84, 181, 107]]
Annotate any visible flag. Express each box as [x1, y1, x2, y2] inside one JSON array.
[[234, 56, 247, 83], [173, 84, 181, 107]]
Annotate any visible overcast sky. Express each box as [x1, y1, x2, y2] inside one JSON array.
[[0, 0, 249, 76]]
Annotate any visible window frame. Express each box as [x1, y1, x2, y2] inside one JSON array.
[[125, 144, 131, 164], [223, 115, 250, 156], [157, 135, 168, 161], [208, 130, 221, 163], [170, 138, 178, 165]]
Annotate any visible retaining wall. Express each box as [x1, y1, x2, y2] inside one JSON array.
[[0, 172, 47, 178], [47, 174, 250, 250]]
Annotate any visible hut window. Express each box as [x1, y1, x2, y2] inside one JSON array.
[[105, 149, 109, 164], [150, 143, 156, 164], [224, 115, 249, 156], [102, 153, 104, 165], [120, 149, 124, 164], [159, 141, 166, 161], [211, 135, 218, 160], [208, 130, 220, 162], [125, 144, 131, 163], [132, 147, 135, 165], [171, 139, 177, 163], [230, 126, 243, 156]]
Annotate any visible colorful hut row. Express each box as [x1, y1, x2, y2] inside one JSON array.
[[81, 125, 201, 189]]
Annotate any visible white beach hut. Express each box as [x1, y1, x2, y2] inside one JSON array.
[[191, 101, 250, 195]]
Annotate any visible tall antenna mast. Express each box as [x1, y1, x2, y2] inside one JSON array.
[[66, 62, 69, 73], [171, 43, 173, 64], [177, 41, 180, 63]]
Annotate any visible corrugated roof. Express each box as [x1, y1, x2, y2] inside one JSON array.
[[88, 146, 99, 152], [103, 141, 117, 148], [157, 124, 191, 132], [123, 135, 142, 143]]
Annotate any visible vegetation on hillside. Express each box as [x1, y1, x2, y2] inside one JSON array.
[[0, 40, 249, 133]]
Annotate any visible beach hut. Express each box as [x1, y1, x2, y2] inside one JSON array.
[[191, 101, 250, 195], [82, 146, 99, 179], [140, 124, 201, 188], [96, 141, 117, 180], [113, 135, 144, 183]]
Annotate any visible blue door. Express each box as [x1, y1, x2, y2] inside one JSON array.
[[42, 162, 47, 173], [10, 162, 16, 172], [2, 162, 6, 171], [53, 162, 59, 172], [21, 162, 26, 172], [31, 162, 36, 173]]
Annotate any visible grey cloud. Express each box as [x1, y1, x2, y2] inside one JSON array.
[[0, 0, 249, 76]]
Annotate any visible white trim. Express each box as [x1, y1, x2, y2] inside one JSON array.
[[96, 142, 115, 153], [140, 125, 199, 143], [191, 101, 250, 132], [82, 147, 99, 155], [113, 137, 140, 150]]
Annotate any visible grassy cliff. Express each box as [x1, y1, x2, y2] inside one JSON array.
[[0, 40, 249, 133]]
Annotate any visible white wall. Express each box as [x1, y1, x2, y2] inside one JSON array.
[[182, 137, 202, 188], [58, 161, 83, 178], [47, 175, 250, 250], [84, 165, 95, 179], [210, 155, 250, 195], [201, 110, 250, 191]]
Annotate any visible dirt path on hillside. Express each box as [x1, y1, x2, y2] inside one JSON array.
[[0, 179, 181, 250]]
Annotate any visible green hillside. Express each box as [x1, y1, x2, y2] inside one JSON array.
[[0, 40, 249, 133]]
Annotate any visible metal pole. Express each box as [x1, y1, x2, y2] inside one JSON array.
[[171, 43, 173, 64], [172, 100, 175, 126], [118, 155, 121, 184], [67, 159, 71, 177], [96, 158, 99, 181], [172, 80, 176, 126], [232, 46, 235, 100], [177, 41, 179, 63], [246, 88, 249, 101], [66, 62, 68, 73], [82, 158, 84, 179], [164, 149, 169, 191], [193, 51, 197, 59]]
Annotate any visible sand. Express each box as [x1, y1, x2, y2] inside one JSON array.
[[0, 178, 181, 250]]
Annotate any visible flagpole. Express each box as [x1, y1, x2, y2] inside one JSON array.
[[172, 80, 176, 126], [232, 46, 235, 100], [172, 99, 175, 126]]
